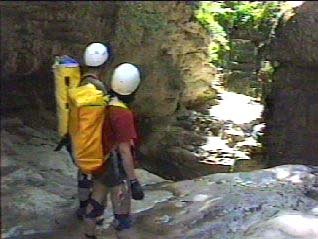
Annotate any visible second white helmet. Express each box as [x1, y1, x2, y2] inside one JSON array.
[[84, 43, 109, 67], [111, 63, 141, 95]]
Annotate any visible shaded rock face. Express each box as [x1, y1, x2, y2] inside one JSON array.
[[269, 1, 318, 68], [263, 1, 318, 166], [1, 2, 215, 178], [1, 2, 117, 112]]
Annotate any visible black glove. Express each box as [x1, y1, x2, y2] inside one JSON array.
[[130, 179, 144, 200]]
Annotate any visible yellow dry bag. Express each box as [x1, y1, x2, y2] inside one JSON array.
[[52, 56, 81, 137], [67, 84, 110, 174]]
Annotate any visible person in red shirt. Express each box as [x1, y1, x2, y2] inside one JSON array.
[[84, 63, 144, 238]]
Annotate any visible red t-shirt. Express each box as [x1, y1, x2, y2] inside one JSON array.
[[103, 106, 139, 156]]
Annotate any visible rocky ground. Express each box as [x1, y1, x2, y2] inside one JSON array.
[[2, 115, 318, 239], [176, 76, 266, 175], [135, 80, 267, 180]]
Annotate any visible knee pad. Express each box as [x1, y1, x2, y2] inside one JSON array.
[[85, 198, 105, 219], [78, 174, 93, 201], [78, 175, 93, 189]]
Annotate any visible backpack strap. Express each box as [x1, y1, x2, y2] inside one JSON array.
[[111, 101, 128, 109], [82, 73, 98, 81], [54, 134, 75, 164], [81, 73, 107, 95]]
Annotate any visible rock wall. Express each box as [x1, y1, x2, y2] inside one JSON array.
[[1, 1, 215, 109], [263, 1, 318, 166], [0, 2, 216, 179]]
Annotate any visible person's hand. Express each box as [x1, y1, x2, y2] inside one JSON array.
[[130, 180, 144, 200]]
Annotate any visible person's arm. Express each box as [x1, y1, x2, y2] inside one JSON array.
[[118, 140, 144, 200], [111, 108, 144, 200], [118, 141, 137, 180]]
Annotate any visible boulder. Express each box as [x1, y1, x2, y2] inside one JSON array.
[[264, 2, 318, 166]]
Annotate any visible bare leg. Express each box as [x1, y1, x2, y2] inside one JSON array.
[[110, 181, 132, 231], [110, 181, 131, 215]]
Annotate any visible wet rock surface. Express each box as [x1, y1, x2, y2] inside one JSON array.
[[3, 117, 318, 239]]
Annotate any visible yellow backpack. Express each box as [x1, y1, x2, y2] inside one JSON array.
[[52, 56, 110, 174]]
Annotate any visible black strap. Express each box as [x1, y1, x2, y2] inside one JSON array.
[[111, 152, 120, 180], [54, 135, 69, 152], [81, 74, 108, 95], [86, 198, 105, 219], [54, 135, 75, 164], [82, 73, 98, 81]]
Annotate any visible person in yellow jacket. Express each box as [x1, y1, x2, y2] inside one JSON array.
[[75, 42, 110, 223]]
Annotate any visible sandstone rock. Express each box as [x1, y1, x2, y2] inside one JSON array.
[[245, 212, 318, 239], [228, 61, 259, 71], [230, 39, 257, 64], [135, 169, 170, 186], [223, 71, 260, 97], [236, 137, 260, 152], [269, 2, 318, 67], [223, 128, 246, 144], [263, 1, 318, 166], [230, 28, 266, 43], [1, 117, 24, 128], [183, 145, 195, 152], [131, 190, 174, 214], [4, 168, 45, 187], [264, 67, 318, 166], [251, 123, 265, 139]]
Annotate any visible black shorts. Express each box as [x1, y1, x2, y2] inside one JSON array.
[[94, 152, 127, 187]]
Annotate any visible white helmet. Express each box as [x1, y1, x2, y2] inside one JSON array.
[[84, 43, 109, 67], [111, 63, 141, 95]]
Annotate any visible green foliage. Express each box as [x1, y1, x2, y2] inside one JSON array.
[[195, 2, 232, 65], [195, 1, 282, 66]]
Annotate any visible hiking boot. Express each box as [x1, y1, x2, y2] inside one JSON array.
[[112, 215, 131, 231], [130, 179, 144, 200]]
